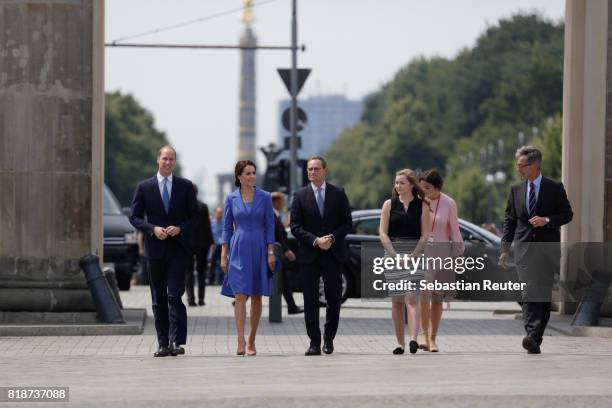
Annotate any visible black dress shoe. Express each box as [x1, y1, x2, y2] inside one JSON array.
[[305, 346, 321, 356], [170, 342, 185, 356], [198, 299, 205, 306], [522, 336, 540, 354], [322, 341, 334, 355], [409, 340, 419, 354], [154, 345, 169, 357], [188, 300, 197, 307], [287, 306, 304, 315]]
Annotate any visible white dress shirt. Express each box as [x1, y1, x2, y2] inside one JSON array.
[[157, 172, 173, 200], [310, 181, 326, 202]]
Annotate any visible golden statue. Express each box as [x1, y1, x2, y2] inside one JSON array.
[[241, 0, 255, 24]]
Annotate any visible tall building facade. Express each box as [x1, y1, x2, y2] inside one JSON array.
[[277, 94, 362, 158]]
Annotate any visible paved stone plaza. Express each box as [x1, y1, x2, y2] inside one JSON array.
[[0, 286, 611, 407]]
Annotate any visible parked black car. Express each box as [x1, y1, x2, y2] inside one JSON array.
[[285, 209, 516, 304], [103, 185, 139, 290]]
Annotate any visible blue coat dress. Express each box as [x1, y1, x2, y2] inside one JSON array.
[[220, 187, 275, 297]]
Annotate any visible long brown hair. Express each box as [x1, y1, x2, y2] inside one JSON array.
[[391, 168, 428, 204], [234, 160, 257, 187]]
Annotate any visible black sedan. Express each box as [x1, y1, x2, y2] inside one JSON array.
[[103, 185, 139, 290], [284, 209, 516, 304]]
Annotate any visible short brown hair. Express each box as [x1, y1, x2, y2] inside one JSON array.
[[234, 160, 257, 187], [420, 169, 444, 190], [271, 192, 285, 203], [307, 156, 327, 169], [157, 145, 177, 158]]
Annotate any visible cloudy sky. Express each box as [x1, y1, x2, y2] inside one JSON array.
[[105, 0, 564, 204]]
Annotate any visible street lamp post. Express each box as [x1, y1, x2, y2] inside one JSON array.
[[289, 0, 299, 195]]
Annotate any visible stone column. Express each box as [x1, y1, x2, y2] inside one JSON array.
[[0, 0, 104, 312], [238, 26, 257, 163], [561, 0, 610, 313]]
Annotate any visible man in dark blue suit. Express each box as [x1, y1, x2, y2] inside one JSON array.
[[500, 146, 573, 354], [130, 145, 198, 357], [290, 156, 352, 356]]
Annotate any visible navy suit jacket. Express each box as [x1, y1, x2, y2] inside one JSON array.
[[502, 176, 573, 262], [129, 175, 198, 259], [290, 182, 352, 264]]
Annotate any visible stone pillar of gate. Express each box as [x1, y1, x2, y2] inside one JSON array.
[[0, 0, 104, 312], [560, 0, 611, 314]]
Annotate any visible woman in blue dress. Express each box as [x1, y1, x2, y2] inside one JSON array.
[[220, 160, 275, 356]]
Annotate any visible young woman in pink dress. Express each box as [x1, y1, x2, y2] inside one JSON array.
[[419, 169, 464, 352]]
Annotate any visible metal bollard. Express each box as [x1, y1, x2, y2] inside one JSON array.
[[103, 267, 124, 310], [572, 301, 601, 326], [269, 243, 283, 323], [79, 255, 125, 324]]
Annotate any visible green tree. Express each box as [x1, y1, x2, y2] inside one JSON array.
[[454, 168, 494, 225], [529, 115, 562, 180], [105, 91, 179, 206], [326, 12, 564, 224]]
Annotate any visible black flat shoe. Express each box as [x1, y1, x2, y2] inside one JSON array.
[[305, 346, 321, 356], [154, 345, 169, 357], [393, 346, 405, 355], [170, 342, 185, 356], [409, 340, 418, 354]]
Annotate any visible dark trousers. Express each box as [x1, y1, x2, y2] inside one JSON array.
[[516, 244, 556, 346], [138, 255, 149, 285], [148, 250, 188, 347], [208, 245, 223, 285], [522, 302, 551, 345], [301, 252, 342, 347], [186, 248, 208, 302], [282, 262, 298, 310]]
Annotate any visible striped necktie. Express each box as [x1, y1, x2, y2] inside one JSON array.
[[528, 181, 536, 216]]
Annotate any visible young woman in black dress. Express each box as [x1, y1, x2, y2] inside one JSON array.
[[379, 169, 430, 354]]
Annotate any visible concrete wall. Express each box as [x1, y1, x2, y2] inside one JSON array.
[[0, 0, 103, 312]]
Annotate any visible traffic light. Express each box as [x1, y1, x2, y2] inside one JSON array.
[[263, 159, 309, 193], [263, 160, 289, 193]]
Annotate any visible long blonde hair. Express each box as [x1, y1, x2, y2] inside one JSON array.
[[391, 169, 428, 204]]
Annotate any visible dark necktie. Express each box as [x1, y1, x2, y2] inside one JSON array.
[[528, 181, 536, 216], [162, 178, 170, 214], [316, 187, 324, 217]]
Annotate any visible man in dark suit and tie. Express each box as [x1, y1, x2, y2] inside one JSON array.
[[130, 145, 198, 357], [499, 146, 573, 354], [271, 192, 303, 315], [186, 184, 213, 307], [290, 156, 352, 356]]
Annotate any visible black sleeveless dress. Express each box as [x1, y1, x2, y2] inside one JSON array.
[[384, 196, 423, 296], [388, 196, 422, 241]]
